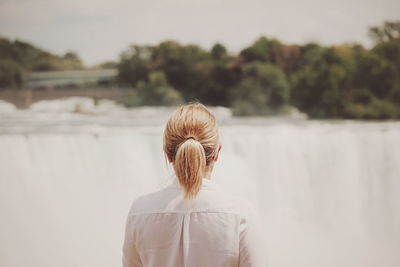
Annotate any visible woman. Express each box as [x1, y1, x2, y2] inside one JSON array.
[[123, 102, 265, 267]]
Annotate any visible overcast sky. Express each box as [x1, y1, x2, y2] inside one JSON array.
[[0, 0, 399, 65]]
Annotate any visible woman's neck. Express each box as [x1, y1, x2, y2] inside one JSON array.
[[204, 163, 215, 179]]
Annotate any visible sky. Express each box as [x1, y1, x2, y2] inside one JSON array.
[[0, 0, 399, 65]]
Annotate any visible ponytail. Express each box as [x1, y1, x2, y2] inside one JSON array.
[[163, 102, 219, 200], [173, 138, 206, 199]]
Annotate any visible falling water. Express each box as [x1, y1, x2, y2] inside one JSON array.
[[0, 98, 399, 267]]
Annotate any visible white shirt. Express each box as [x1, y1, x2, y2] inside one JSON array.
[[122, 178, 266, 267]]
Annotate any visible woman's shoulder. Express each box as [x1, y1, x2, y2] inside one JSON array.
[[194, 181, 258, 218], [126, 179, 259, 219], [210, 189, 258, 216]]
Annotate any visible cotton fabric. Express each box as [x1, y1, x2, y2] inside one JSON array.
[[122, 178, 266, 267]]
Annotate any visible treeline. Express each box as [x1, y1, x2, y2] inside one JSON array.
[[0, 37, 84, 88], [117, 21, 400, 119], [1, 21, 400, 119]]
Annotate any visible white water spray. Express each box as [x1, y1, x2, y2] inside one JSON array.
[[0, 98, 399, 267]]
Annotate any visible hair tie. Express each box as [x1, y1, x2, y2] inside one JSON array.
[[186, 136, 197, 141]]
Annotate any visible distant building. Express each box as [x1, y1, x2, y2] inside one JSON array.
[[25, 69, 118, 88]]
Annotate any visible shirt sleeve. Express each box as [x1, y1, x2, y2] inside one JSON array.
[[122, 214, 142, 267], [238, 204, 267, 267]]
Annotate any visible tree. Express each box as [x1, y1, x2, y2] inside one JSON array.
[[353, 47, 397, 99], [271, 45, 301, 73], [0, 59, 23, 89], [150, 41, 209, 100], [129, 71, 183, 106], [211, 43, 227, 60], [0, 36, 87, 88], [117, 45, 151, 87], [239, 36, 282, 63], [368, 21, 400, 106], [62, 51, 84, 70], [96, 61, 118, 69], [369, 21, 400, 43], [291, 47, 353, 117], [231, 62, 290, 115]]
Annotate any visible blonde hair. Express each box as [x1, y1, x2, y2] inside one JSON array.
[[163, 102, 219, 199]]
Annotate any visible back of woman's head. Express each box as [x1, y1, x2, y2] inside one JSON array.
[[163, 102, 219, 199]]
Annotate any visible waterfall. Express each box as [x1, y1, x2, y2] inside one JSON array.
[[0, 99, 399, 267]]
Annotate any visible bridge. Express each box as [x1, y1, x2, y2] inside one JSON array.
[[25, 69, 118, 88], [0, 69, 135, 108]]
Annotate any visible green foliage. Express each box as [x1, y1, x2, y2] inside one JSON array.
[[369, 21, 400, 44], [0, 59, 23, 88], [211, 43, 227, 60], [2, 20, 400, 119], [231, 62, 290, 116], [116, 21, 400, 119], [272, 45, 302, 73], [343, 96, 400, 119], [117, 45, 151, 87], [290, 46, 355, 117], [125, 71, 183, 107], [117, 41, 239, 106], [150, 41, 209, 100], [240, 36, 282, 63], [353, 47, 397, 99], [0, 36, 84, 88], [201, 62, 240, 106], [95, 61, 118, 69], [62, 51, 84, 70]]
